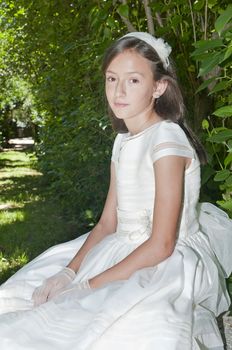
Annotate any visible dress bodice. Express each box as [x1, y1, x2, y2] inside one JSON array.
[[112, 120, 201, 239]]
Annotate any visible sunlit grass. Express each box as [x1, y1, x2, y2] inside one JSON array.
[[0, 250, 29, 283], [0, 168, 42, 178], [0, 150, 78, 284], [0, 179, 14, 186], [0, 151, 41, 179], [0, 210, 25, 225], [0, 150, 36, 162]]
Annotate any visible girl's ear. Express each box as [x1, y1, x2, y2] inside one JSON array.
[[153, 80, 168, 99]]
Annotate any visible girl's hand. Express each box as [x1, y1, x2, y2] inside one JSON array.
[[55, 280, 92, 299], [32, 267, 76, 306]]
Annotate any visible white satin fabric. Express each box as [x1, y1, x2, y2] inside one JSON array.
[[0, 120, 231, 350]]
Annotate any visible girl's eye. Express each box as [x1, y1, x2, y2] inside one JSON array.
[[129, 78, 139, 84], [106, 76, 116, 82]]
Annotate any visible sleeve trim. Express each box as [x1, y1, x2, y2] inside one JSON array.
[[152, 142, 194, 163]]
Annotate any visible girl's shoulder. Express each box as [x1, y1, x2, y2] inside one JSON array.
[[151, 120, 191, 147], [111, 133, 125, 163], [150, 120, 196, 163]]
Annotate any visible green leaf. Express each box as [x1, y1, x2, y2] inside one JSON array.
[[117, 4, 129, 18], [215, 4, 232, 35], [224, 153, 232, 167], [217, 199, 232, 212], [171, 14, 182, 27], [202, 119, 209, 130], [225, 175, 232, 186], [201, 165, 215, 185], [103, 27, 111, 39], [193, 0, 204, 11], [198, 51, 225, 77], [208, 0, 218, 9], [106, 17, 115, 29], [208, 129, 232, 143], [132, 9, 138, 17], [195, 77, 215, 93], [213, 106, 232, 117], [214, 169, 230, 181], [227, 140, 232, 152], [209, 80, 232, 95], [224, 45, 232, 61], [192, 39, 223, 56]]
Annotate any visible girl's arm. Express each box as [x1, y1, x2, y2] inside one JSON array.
[[33, 163, 118, 306], [67, 162, 117, 272], [89, 155, 188, 288]]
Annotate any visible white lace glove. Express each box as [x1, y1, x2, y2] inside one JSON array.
[[32, 267, 76, 306], [59, 279, 91, 295]]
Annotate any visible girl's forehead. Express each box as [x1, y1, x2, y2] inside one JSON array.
[[107, 50, 153, 74]]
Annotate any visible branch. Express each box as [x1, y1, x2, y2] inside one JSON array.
[[118, 0, 136, 32], [204, 0, 208, 40], [120, 16, 136, 32], [142, 0, 155, 35], [188, 0, 196, 42], [155, 13, 163, 28]]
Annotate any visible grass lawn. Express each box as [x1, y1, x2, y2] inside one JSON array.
[[0, 150, 78, 284]]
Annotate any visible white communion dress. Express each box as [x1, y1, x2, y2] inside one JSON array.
[[0, 120, 232, 350]]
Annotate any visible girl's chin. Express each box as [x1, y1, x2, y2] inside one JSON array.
[[114, 114, 125, 120], [112, 109, 130, 120], [111, 111, 126, 120]]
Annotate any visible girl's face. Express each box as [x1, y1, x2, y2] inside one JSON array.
[[105, 50, 157, 126]]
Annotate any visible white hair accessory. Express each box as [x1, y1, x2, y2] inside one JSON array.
[[121, 32, 172, 70]]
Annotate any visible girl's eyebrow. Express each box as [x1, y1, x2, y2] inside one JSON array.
[[105, 70, 117, 74], [106, 70, 144, 76]]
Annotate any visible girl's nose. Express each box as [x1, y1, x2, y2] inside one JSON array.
[[115, 80, 126, 97]]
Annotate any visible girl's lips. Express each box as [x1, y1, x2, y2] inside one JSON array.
[[114, 102, 129, 108]]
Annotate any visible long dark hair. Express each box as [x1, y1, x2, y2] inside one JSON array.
[[102, 36, 207, 164]]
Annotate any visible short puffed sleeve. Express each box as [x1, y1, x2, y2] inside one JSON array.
[[111, 134, 123, 163], [151, 121, 195, 163]]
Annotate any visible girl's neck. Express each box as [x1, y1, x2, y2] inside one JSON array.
[[125, 112, 162, 136]]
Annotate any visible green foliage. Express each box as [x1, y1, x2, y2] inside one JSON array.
[[0, 20, 40, 142], [192, 4, 232, 216], [0, 0, 115, 223], [37, 106, 114, 224]]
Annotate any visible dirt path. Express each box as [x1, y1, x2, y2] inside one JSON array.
[[6, 137, 35, 151]]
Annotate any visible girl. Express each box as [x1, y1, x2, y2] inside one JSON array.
[[0, 32, 231, 350]]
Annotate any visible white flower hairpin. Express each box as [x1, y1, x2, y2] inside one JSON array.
[[121, 32, 172, 70]]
